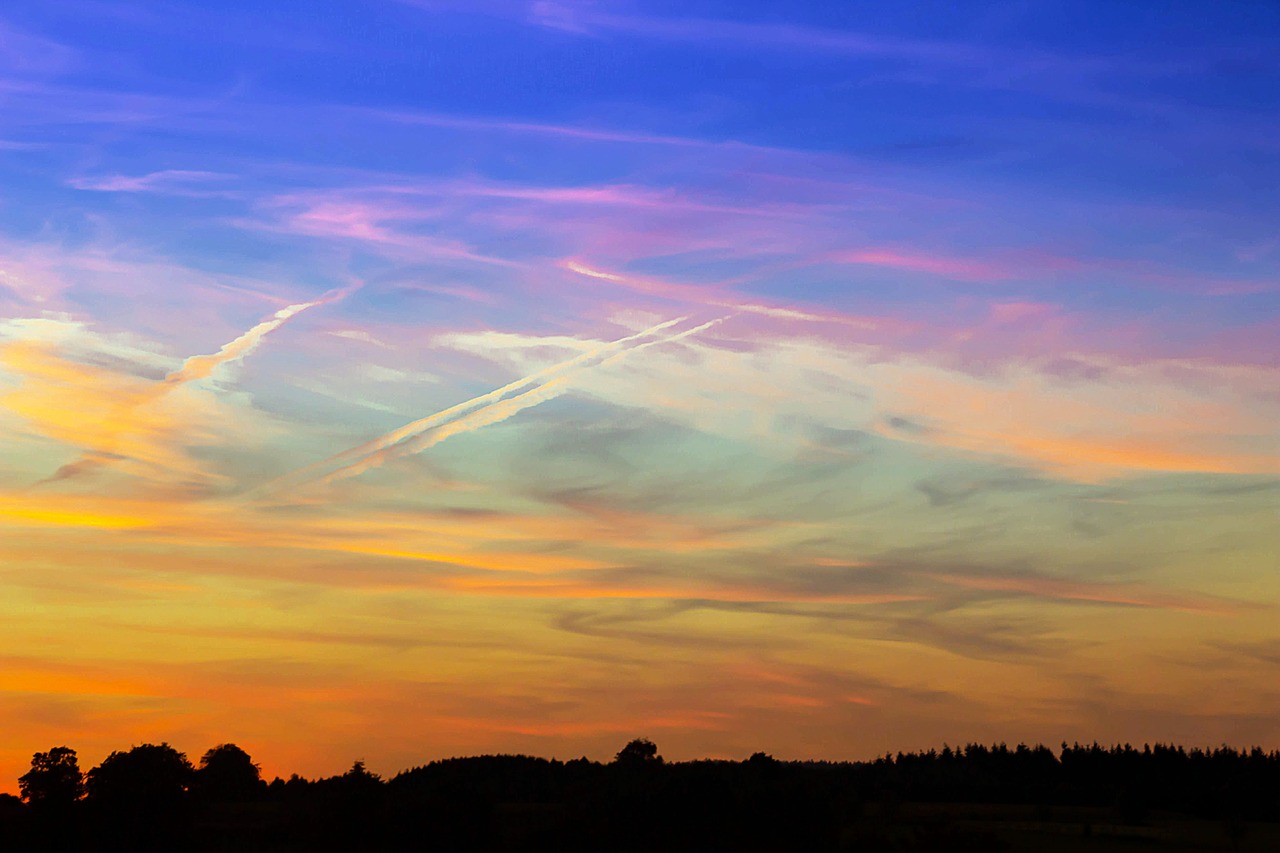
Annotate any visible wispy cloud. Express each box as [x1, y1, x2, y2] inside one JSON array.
[[0, 19, 78, 75], [2, 286, 353, 486], [924, 569, 1246, 615], [561, 260, 884, 331], [269, 315, 728, 490], [68, 169, 233, 195], [523, 3, 979, 64], [163, 285, 356, 386], [833, 249, 1015, 283], [366, 106, 712, 148]]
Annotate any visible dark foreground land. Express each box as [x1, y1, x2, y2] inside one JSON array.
[[4, 741, 1279, 851]]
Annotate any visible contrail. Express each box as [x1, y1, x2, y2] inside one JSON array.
[[320, 315, 731, 484], [36, 284, 357, 485], [317, 375, 578, 484], [563, 260, 879, 330], [285, 315, 727, 489], [599, 315, 727, 365], [264, 315, 687, 491], [163, 286, 353, 386]]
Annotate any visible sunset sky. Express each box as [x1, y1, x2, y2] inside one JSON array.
[[1, 0, 1278, 789]]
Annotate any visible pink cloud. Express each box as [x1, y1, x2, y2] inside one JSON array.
[[829, 246, 1277, 296], [243, 194, 524, 268], [832, 249, 1017, 282], [987, 301, 1056, 325], [1192, 316, 1280, 366], [558, 259, 911, 343], [457, 180, 817, 220]]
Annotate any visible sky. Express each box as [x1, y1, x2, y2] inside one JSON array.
[[0, 0, 1277, 788]]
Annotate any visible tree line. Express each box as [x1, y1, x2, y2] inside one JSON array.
[[3, 738, 1279, 851]]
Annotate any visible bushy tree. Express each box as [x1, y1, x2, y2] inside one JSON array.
[[196, 743, 262, 802], [615, 738, 662, 766], [86, 743, 194, 808], [18, 746, 84, 807]]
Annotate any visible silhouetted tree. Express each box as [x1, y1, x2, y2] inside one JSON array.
[[84, 744, 195, 851], [615, 738, 662, 766], [343, 759, 382, 784], [19, 746, 84, 808], [9, 735, 1280, 851], [0, 792, 27, 846], [86, 743, 193, 808], [196, 743, 262, 802]]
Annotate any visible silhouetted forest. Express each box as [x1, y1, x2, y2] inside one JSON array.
[[4, 739, 1280, 851]]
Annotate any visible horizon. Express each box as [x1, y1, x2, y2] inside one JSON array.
[[0, 0, 1277, 797], [10, 739, 1280, 852], [11, 736, 1280, 794]]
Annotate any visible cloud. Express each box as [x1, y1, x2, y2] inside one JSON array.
[[517, 3, 979, 63], [163, 285, 354, 386], [561, 260, 883, 332], [0, 287, 350, 487], [327, 315, 726, 483], [67, 169, 232, 196], [330, 329, 393, 349], [916, 472, 1048, 507], [0, 238, 296, 312], [0, 20, 78, 75], [364, 106, 716, 149], [0, 333, 223, 484], [269, 315, 701, 490], [833, 249, 1014, 282], [434, 315, 1280, 483], [1215, 639, 1280, 667], [922, 568, 1246, 615], [243, 194, 524, 268], [872, 357, 1280, 480]]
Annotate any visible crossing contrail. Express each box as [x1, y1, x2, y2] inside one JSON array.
[[264, 316, 686, 490], [273, 315, 726, 490], [317, 316, 728, 485]]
